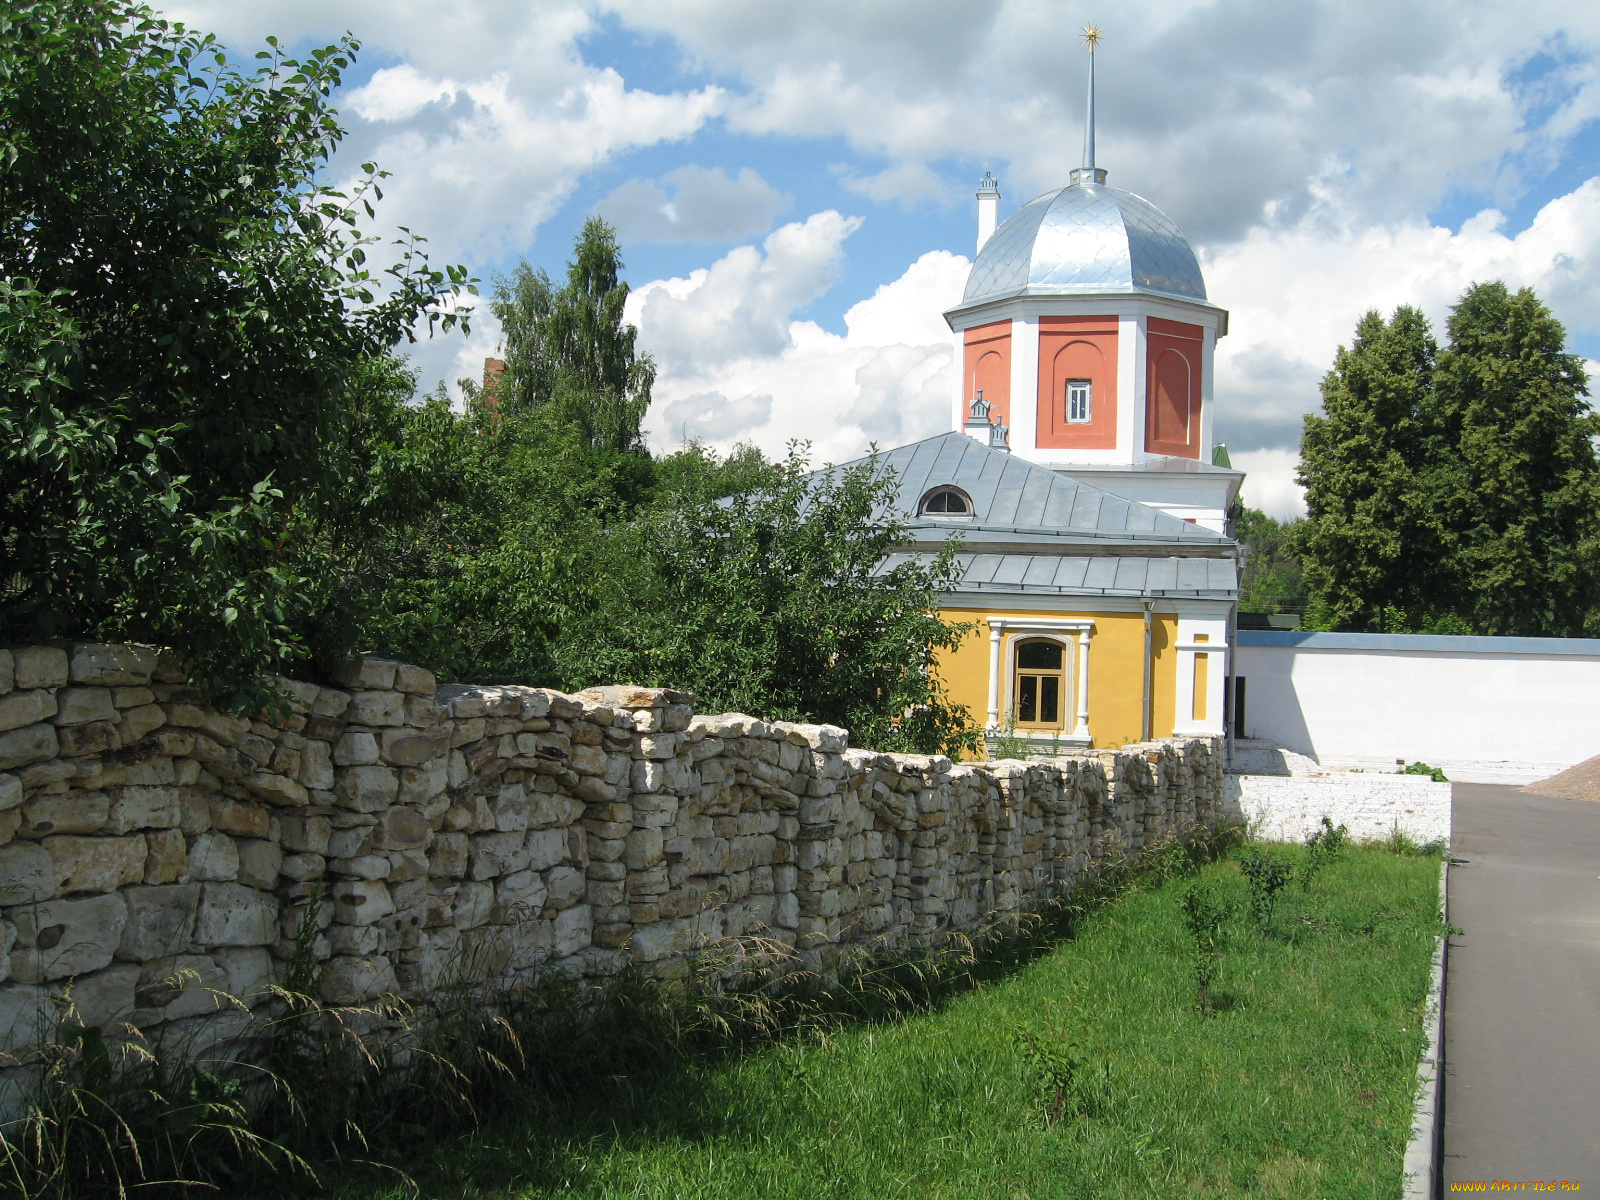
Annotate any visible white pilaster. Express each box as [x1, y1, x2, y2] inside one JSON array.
[[1010, 315, 1038, 453]]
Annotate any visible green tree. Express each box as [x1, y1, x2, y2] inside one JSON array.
[[1297, 306, 1443, 632], [492, 218, 655, 458], [1433, 282, 1599, 636], [1231, 504, 1307, 615], [0, 0, 470, 708]]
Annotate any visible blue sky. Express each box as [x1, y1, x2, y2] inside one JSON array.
[[174, 0, 1600, 517]]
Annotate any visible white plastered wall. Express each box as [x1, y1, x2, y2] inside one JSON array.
[[1235, 636, 1600, 782]]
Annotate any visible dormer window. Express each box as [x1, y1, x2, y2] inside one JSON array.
[[920, 486, 972, 516], [1066, 379, 1092, 423]]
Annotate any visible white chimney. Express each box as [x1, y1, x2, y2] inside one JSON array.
[[976, 172, 1000, 254]]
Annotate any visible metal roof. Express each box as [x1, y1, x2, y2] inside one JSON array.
[[824, 432, 1231, 547], [956, 180, 1206, 311], [881, 551, 1239, 600]]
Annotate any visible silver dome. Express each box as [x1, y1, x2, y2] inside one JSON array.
[[960, 180, 1206, 307]]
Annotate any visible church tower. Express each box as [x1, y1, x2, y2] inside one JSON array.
[[946, 30, 1241, 531]]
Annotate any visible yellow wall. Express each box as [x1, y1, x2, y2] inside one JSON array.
[[936, 606, 1181, 754]]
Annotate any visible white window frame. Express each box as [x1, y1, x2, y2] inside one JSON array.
[[1066, 379, 1092, 424], [985, 617, 1094, 748]]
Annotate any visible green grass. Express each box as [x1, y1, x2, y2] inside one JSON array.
[[342, 844, 1443, 1200]]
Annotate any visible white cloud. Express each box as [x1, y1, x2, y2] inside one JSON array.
[[1230, 448, 1305, 521], [607, 0, 1600, 237], [629, 211, 863, 372], [338, 66, 724, 264], [634, 233, 969, 463], [661, 391, 773, 440], [1210, 175, 1600, 457], [596, 166, 783, 243]]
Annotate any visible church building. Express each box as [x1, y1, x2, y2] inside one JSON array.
[[827, 43, 1242, 754]]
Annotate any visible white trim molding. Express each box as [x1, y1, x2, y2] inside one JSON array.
[[1173, 616, 1229, 735], [985, 617, 1096, 744]]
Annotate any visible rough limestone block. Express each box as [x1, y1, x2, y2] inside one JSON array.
[[135, 954, 226, 1021], [51, 687, 117, 727], [625, 827, 665, 870], [278, 813, 330, 856], [428, 832, 468, 878], [0, 842, 55, 905], [19, 792, 110, 838], [118, 884, 200, 960], [242, 772, 308, 808], [319, 953, 397, 1005], [69, 644, 157, 687], [543, 865, 585, 908], [143, 828, 187, 885], [187, 831, 240, 882], [0, 984, 53, 1049], [397, 762, 447, 807], [56, 721, 120, 757], [331, 879, 394, 927], [468, 831, 526, 880], [0, 773, 19, 813], [236, 839, 282, 890], [552, 904, 592, 958], [212, 946, 273, 1004], [333, 730, 379, 766], [0, 650, 11, 695], [0, 689, 56, 734], [116, 704, 166, 747], [12, 647, 68, 690], [113, 685, 157, 708], [394, 663, 436, 696], [58, 962, 140, 1029], [310, 688, 351, 719], [298, 740, 334, 790], [335, 764, 399, 812], [372, 806, 429, 851], [194, 882, 277, 947], [43, 834, 146, 895], [451, 880, 493, 929], [11, 893, 128, 982], [346, 691, 404, 728], [280, 853, 325, 882], [0, 724, 59, 771], [525, 828, 568, 872], [379, 729, 439, 767], [208, 798, 270, 839], [331, 854, 389, 881], [105, 785, 181, 834], [326, 923, 379, 956]]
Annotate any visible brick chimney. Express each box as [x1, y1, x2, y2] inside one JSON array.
[[481, 358, 506, 409]]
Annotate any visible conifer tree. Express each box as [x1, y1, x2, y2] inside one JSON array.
[[1297, 306, 1443, 631], [1433, 282, 1599, 636]]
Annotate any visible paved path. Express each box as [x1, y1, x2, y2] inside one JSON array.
[[1442, 782, 1600, 1184]]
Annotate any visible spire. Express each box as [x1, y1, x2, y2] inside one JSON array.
[[1070, 26, 1108, 186]]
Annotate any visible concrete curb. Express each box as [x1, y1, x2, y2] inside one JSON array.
[[1403, 859, 1449, 1199]]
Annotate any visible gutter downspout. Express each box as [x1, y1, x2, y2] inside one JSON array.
[[1225, 542, 1240, 771], [1141, 600, 1154, 743]]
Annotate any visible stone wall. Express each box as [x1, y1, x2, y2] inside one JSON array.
[[0, 643, 1224, 1058]]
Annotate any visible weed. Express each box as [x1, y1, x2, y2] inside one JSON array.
[[1399, 761, 1449, 782], [1300, 816, 1349, 891], [1378, 823, 1449, 857], [1238, 845, 1292, 930], [1179, 881, 1232, 1014], [1011, 1013, 1093, 1125]]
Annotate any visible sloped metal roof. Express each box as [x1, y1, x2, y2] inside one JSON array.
[[880, 551, 1239, 600], [827, 432, 1231, 547], [957, 180, 1206, 311]]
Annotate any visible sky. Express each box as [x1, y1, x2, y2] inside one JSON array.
[[168, 0, 1600, 518]]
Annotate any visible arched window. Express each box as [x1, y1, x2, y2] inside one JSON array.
[[920, 486, 972, 515], [1013, 638, 1067, 728]]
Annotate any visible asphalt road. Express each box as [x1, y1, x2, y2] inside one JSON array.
[[1442, 782, 1600, 1184]]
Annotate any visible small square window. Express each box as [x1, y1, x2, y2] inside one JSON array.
[[1066, 380, 1092, 424]]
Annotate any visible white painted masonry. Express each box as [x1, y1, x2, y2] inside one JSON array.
[[1225, 774, 1451, 846], [1235, 631, 1600, 783]]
